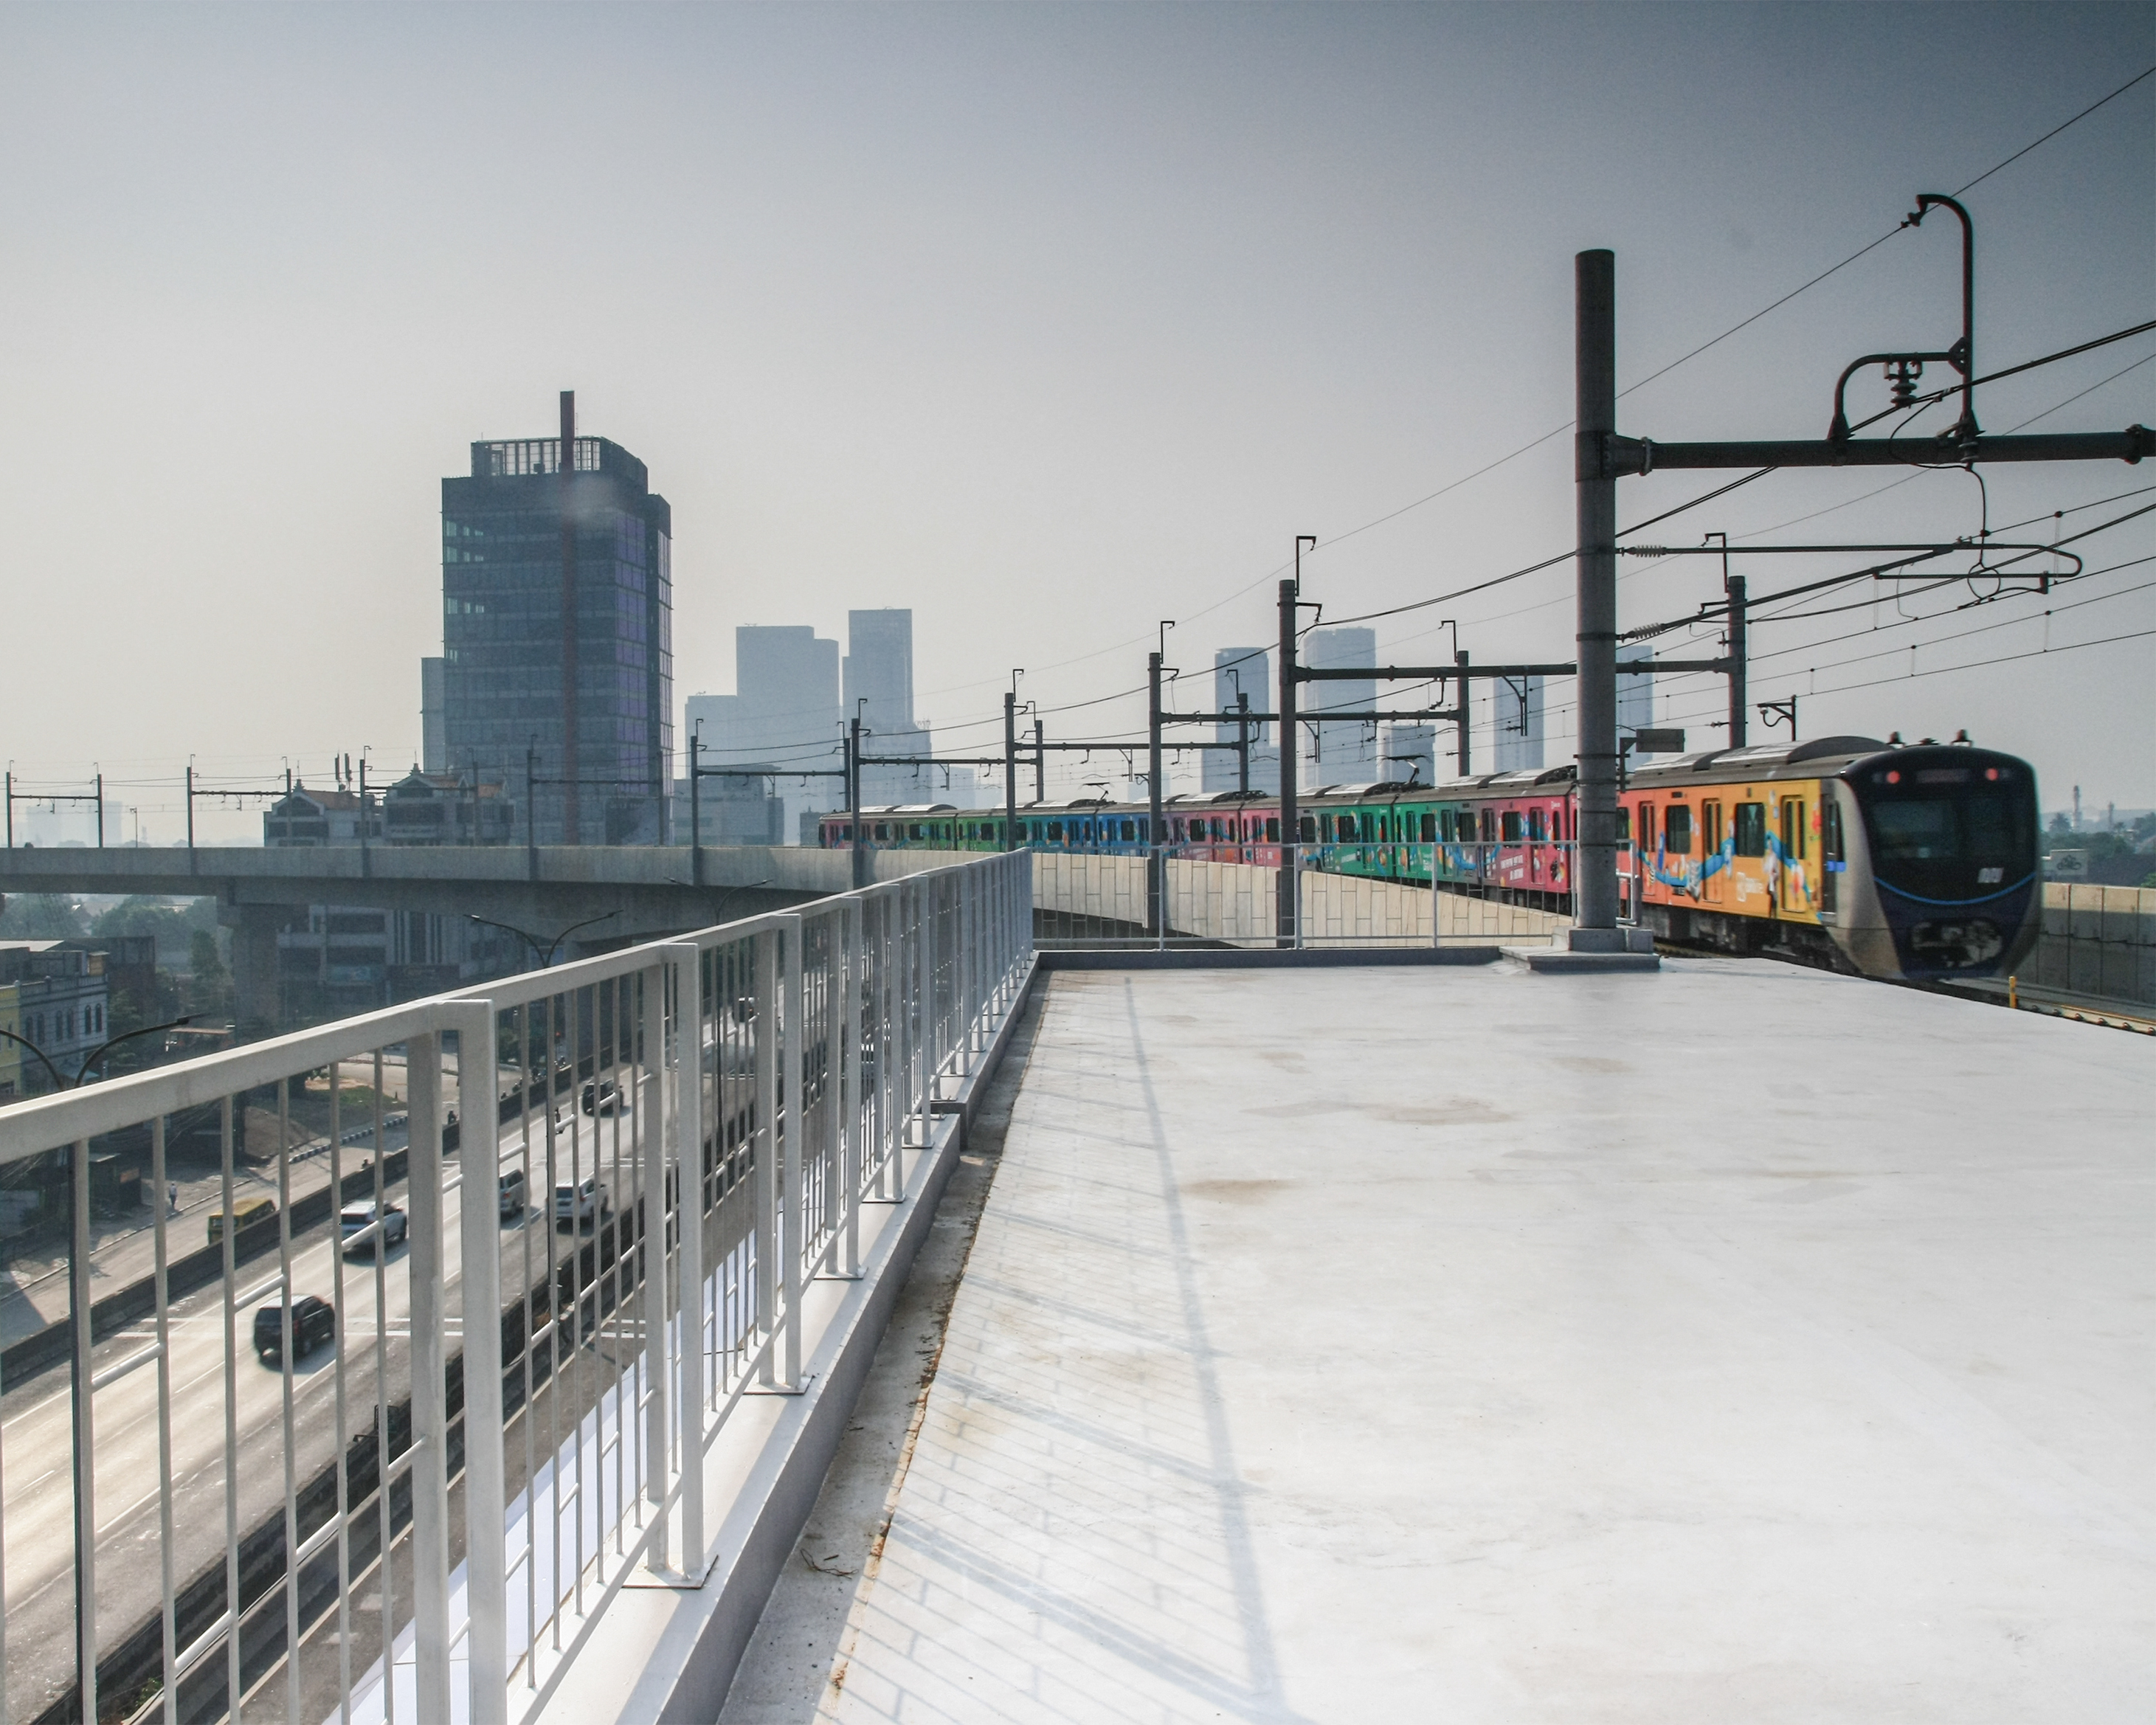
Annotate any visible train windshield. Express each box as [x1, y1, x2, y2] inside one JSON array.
[[1854, 755, 2035, 901]]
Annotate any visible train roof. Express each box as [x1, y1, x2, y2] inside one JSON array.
[[1625, 736, 1890, 788]]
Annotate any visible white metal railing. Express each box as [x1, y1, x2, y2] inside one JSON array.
[[0, 849, 1032, 1725], [1030, 843, 1576, 948]]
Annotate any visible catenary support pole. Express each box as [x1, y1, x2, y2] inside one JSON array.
[[1147, 651, 1164, 941], [1032, 719, 1045, 803], [688, 730, 703, 883], [1454, 650, 1471, 776], [1276, 573, 1299, 948], [1236, 693, 1251, 796], [559, 390, 581, 846], [849, 715, 866, 890], [1003, 691, 1019, 851], [1574, 249, 1620, 936], [1726, 572, 1748, 750]]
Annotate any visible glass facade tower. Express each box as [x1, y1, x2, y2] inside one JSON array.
[[440, 435, 672, 845]]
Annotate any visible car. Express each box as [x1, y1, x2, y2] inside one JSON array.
[[498, 1169, 528, 1220], [553, 1177, 607, 1227], [339, 1200, 408, 1255], [254, 1294, 336, 1363], [581, 1079, 622, 1117]]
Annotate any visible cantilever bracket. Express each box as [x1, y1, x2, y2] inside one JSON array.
[[1580, 432, 1654, 480]]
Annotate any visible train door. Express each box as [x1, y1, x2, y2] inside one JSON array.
[[1634, 802, 1656, 901], [1820, 794, 1842, 913], [1701, 800, 1727, 904], [1779, 796, 1807, 913]]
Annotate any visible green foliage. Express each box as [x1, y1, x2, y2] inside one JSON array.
[[188, 928, 234, 1019], [92, 895, 217, 965], [0, 893, 88, 938]]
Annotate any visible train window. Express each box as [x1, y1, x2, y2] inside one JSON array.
[[1733, 803, 1766, 857], [875, 823, 890, 840], [1500, 812, 1524, 843], [1664, 805, 1692, 855], [1702, 801, 1724, 855], [1780, 799, 1804, 860], [1299, 816, 1316, 843], [1265, 817, 1280, 843], [1527, 809, 1545, 842], [908, 823, 924, 841], [1636, 804, 1654, 851], [1616, 808, 1631, 845], [1421, 812, 1436, 842], [1481, 810, 1496, 843], [1118, 820, 1133, 842], [1048, 821, 1064, 841]]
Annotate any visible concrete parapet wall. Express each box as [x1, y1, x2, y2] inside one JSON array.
[[1029, 853, 1570, 947], [2033, 882, 2156, 1005]]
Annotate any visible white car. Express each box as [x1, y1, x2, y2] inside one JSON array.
[[553, 1178, 607, 1227], [339, 1200, 407, 1255]]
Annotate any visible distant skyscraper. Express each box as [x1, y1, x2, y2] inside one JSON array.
[[685, 626, 843, 842], [1204, 647, 1279, 793], [1303, 627, 1378, 783], [1493, 674, 1545, 772], [1383, 722, 1437, 787], [440, 403, 671, 845], [420, 658, 446, 773], [1617, 644, 1656, 753], [845, 609, 933, 803]]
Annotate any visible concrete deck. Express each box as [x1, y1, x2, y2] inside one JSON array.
[[733, 958, 2153, 1722]]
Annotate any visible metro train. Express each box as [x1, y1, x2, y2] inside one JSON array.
[[818, 735, 2040, 983]]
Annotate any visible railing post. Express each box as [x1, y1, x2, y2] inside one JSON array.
[[454, 999, 509, 1725], [753, 930, 778, 1386], [69, 1134, 97, 1725], [840, 899, 862, 1271], [637, 961, 671, 1572], [780, 915, 805, 1389], [406, 1029, 454, 1725], [665, 942, 708, 1572]]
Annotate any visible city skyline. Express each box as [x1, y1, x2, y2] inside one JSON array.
[[0, 7, 2149, 840]]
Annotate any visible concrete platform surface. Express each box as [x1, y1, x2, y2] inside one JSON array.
[[790, 958, 2152, 1724]]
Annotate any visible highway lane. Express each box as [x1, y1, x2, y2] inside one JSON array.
[[0, 1103, 645, 1724]]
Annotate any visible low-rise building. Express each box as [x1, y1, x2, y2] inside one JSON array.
[[380, 768, 518, 846], [0, 981, 21, 1100], [263, 785, 379, 847], [0, 942, 112, 1090]]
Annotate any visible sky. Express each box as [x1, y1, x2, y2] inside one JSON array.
[[1, 1, 2150, 841]]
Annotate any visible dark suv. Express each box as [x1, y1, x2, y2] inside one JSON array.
[[254, 1295, 336, 1363]]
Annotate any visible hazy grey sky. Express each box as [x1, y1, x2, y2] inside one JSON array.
[[3, 2, 2150, 837]]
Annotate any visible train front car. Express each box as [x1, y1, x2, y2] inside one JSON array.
[[1833, 744, 2040, 981]]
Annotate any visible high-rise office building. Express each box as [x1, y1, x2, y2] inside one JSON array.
[[421, 658, 446, 773], [844, 609, 933, 803], [1303, 627, 1378, 783], [440, 404, 672, 845], [1203, 647, 1279, 793], [1492, 674, 1546, 772]]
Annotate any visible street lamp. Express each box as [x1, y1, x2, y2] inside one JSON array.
[[665, 877, 771, 929], [467, 910, 620, 970], [0, 1014, 194, 1094]]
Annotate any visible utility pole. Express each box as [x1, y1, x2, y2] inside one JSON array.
[[94, 772, 103, 848], [357, 753, 371, 877], [1032, 719, 1044, 803], [1147, 651, 1165, 940], [1573, 249, 1620, 939], [1002, 690, 1019, 851], [559, 389, 581, 846]]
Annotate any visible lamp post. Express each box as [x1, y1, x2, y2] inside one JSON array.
[[466, 910, 620, 971]]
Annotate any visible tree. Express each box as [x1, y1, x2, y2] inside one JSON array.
[[188, 928, 234, 1019], [0, 893, 88, 938]]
